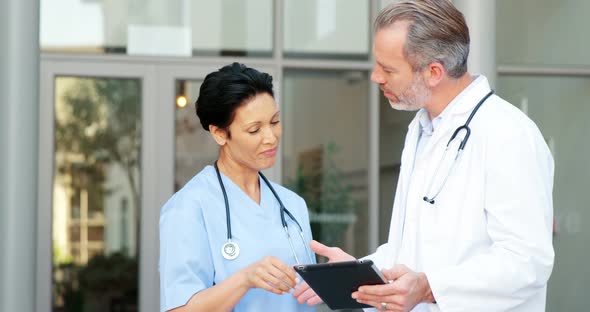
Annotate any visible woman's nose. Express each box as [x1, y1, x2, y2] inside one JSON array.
[[262, 126, 277, 144]]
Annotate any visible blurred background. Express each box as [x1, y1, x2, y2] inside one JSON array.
[[1, 0, 588, 311]]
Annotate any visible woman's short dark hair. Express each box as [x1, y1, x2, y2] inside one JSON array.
[[196, 62, 274, 135]]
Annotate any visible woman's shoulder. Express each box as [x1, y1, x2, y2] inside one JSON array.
[[160, 166, 216, 217]]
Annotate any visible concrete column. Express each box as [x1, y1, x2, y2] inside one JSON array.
[[0, 0, 40, 311], [454, 0, 497, 88]]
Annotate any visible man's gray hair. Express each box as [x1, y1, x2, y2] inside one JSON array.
[[374, 0, 470, 78]]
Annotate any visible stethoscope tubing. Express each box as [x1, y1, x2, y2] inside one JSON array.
[[214, 161, 313, 263], [423, 90, 494, 204], [214, 161, 233, 240]]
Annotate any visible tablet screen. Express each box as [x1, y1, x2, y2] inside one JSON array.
[[294, 259, 387, 310]]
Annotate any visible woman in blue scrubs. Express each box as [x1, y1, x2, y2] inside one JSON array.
[[159, 63, 315, 312]]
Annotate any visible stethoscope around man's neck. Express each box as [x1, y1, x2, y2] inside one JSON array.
[[214, 161, 314, 264], [422, 90, 494, 204]]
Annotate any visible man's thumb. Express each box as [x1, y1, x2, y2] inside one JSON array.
[[310, 240, 331, 257], [309, 240, 354, 262], [383, 264, 409, 280]]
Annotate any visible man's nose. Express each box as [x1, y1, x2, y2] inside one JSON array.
[[370, 66, 385, 84]]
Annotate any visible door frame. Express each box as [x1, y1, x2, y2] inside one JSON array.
[[38, 59, 161, 312]]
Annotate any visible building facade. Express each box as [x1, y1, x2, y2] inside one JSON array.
[[1, 0, 589, 311]]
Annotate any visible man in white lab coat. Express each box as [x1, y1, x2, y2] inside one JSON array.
[[293, 0, 554, 311]]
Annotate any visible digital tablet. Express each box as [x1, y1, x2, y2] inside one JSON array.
[[294, 259, 387, 310]]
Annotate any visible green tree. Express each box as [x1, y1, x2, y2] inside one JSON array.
[[56, 77, 141, 238], [286, 142, 357, 249]]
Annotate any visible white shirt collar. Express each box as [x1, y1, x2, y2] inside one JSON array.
[[418, 75, 487, 135]]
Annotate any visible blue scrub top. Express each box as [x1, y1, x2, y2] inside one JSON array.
[[159, 166, 315, 312]]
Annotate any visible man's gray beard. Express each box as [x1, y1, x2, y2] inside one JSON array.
[[389, 100, 421, 111], [388, 75, 431, 111]]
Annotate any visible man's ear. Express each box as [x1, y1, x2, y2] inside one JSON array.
[[423, 62, 445, 88], [209, 125, 228, 146]]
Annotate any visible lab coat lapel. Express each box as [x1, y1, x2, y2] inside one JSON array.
[[388, 115, 421, 265], [417, 76, 493, 168], [400, 117, 421, 196]]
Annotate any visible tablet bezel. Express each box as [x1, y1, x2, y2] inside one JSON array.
[[294, 259, 387, 310]]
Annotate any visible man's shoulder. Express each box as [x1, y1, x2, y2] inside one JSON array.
[[475, 95, 547, 148], [479, 95, 539, 131]]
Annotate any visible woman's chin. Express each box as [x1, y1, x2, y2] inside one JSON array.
[[256, 158, 277, 171]]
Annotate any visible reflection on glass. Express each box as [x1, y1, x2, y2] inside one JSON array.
[[378, 96, 414, 244], [191, 0, 273, 56], [174, 80, 219, 191], [40, 0, 273, 57], [52, 76, 141, 312], [497, 75, 590, 311], [282, 70, 369, 265], [497, 0, 590, 66], [284, 0, 370, 58]]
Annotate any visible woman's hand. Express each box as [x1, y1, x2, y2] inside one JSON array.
[[173, 256, 297, 312], [240, 256, 298, 294]]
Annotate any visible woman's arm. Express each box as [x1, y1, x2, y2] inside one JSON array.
[[169, 256, 298, 312]]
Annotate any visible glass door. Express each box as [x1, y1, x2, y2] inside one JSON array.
[[38, 60, 161, 312]]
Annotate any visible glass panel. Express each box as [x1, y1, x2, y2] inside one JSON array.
[[282, 70, 369, 262], [174, 79, 219, 191], [283, 0, 370, 59], [497, 0, 590, 66], [41, 0, 273, 57], [378, 96, 415, 244], [52, 76, 141, 312], [191, 0, 273, 56], [497, 75, 590, 311]]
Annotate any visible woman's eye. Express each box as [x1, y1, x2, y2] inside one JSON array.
[[271, 120, 280, 125], [248, 129, 260, 134]]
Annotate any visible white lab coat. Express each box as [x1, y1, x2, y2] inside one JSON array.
[[367, 76, 554, 312]]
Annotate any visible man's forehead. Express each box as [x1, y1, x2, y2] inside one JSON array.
[[373, 25, 408, 65]]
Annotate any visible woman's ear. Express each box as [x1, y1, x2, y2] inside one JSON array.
[[209, 125, 227, 146], [423, 62, 444, 87]]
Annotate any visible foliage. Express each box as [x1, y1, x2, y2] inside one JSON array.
[[286, 142, 357, 248], [52, 78, 141, 311], [55, 77, 141, 213], [78, 253, 137, 293], [53, 252, 138, 312]]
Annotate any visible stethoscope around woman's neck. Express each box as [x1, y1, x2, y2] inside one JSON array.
[[214, 161, 313, 264]]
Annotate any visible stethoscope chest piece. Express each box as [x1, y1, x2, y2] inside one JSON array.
[[222, 240, 240, 260], [214, 160, 312, 263]]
